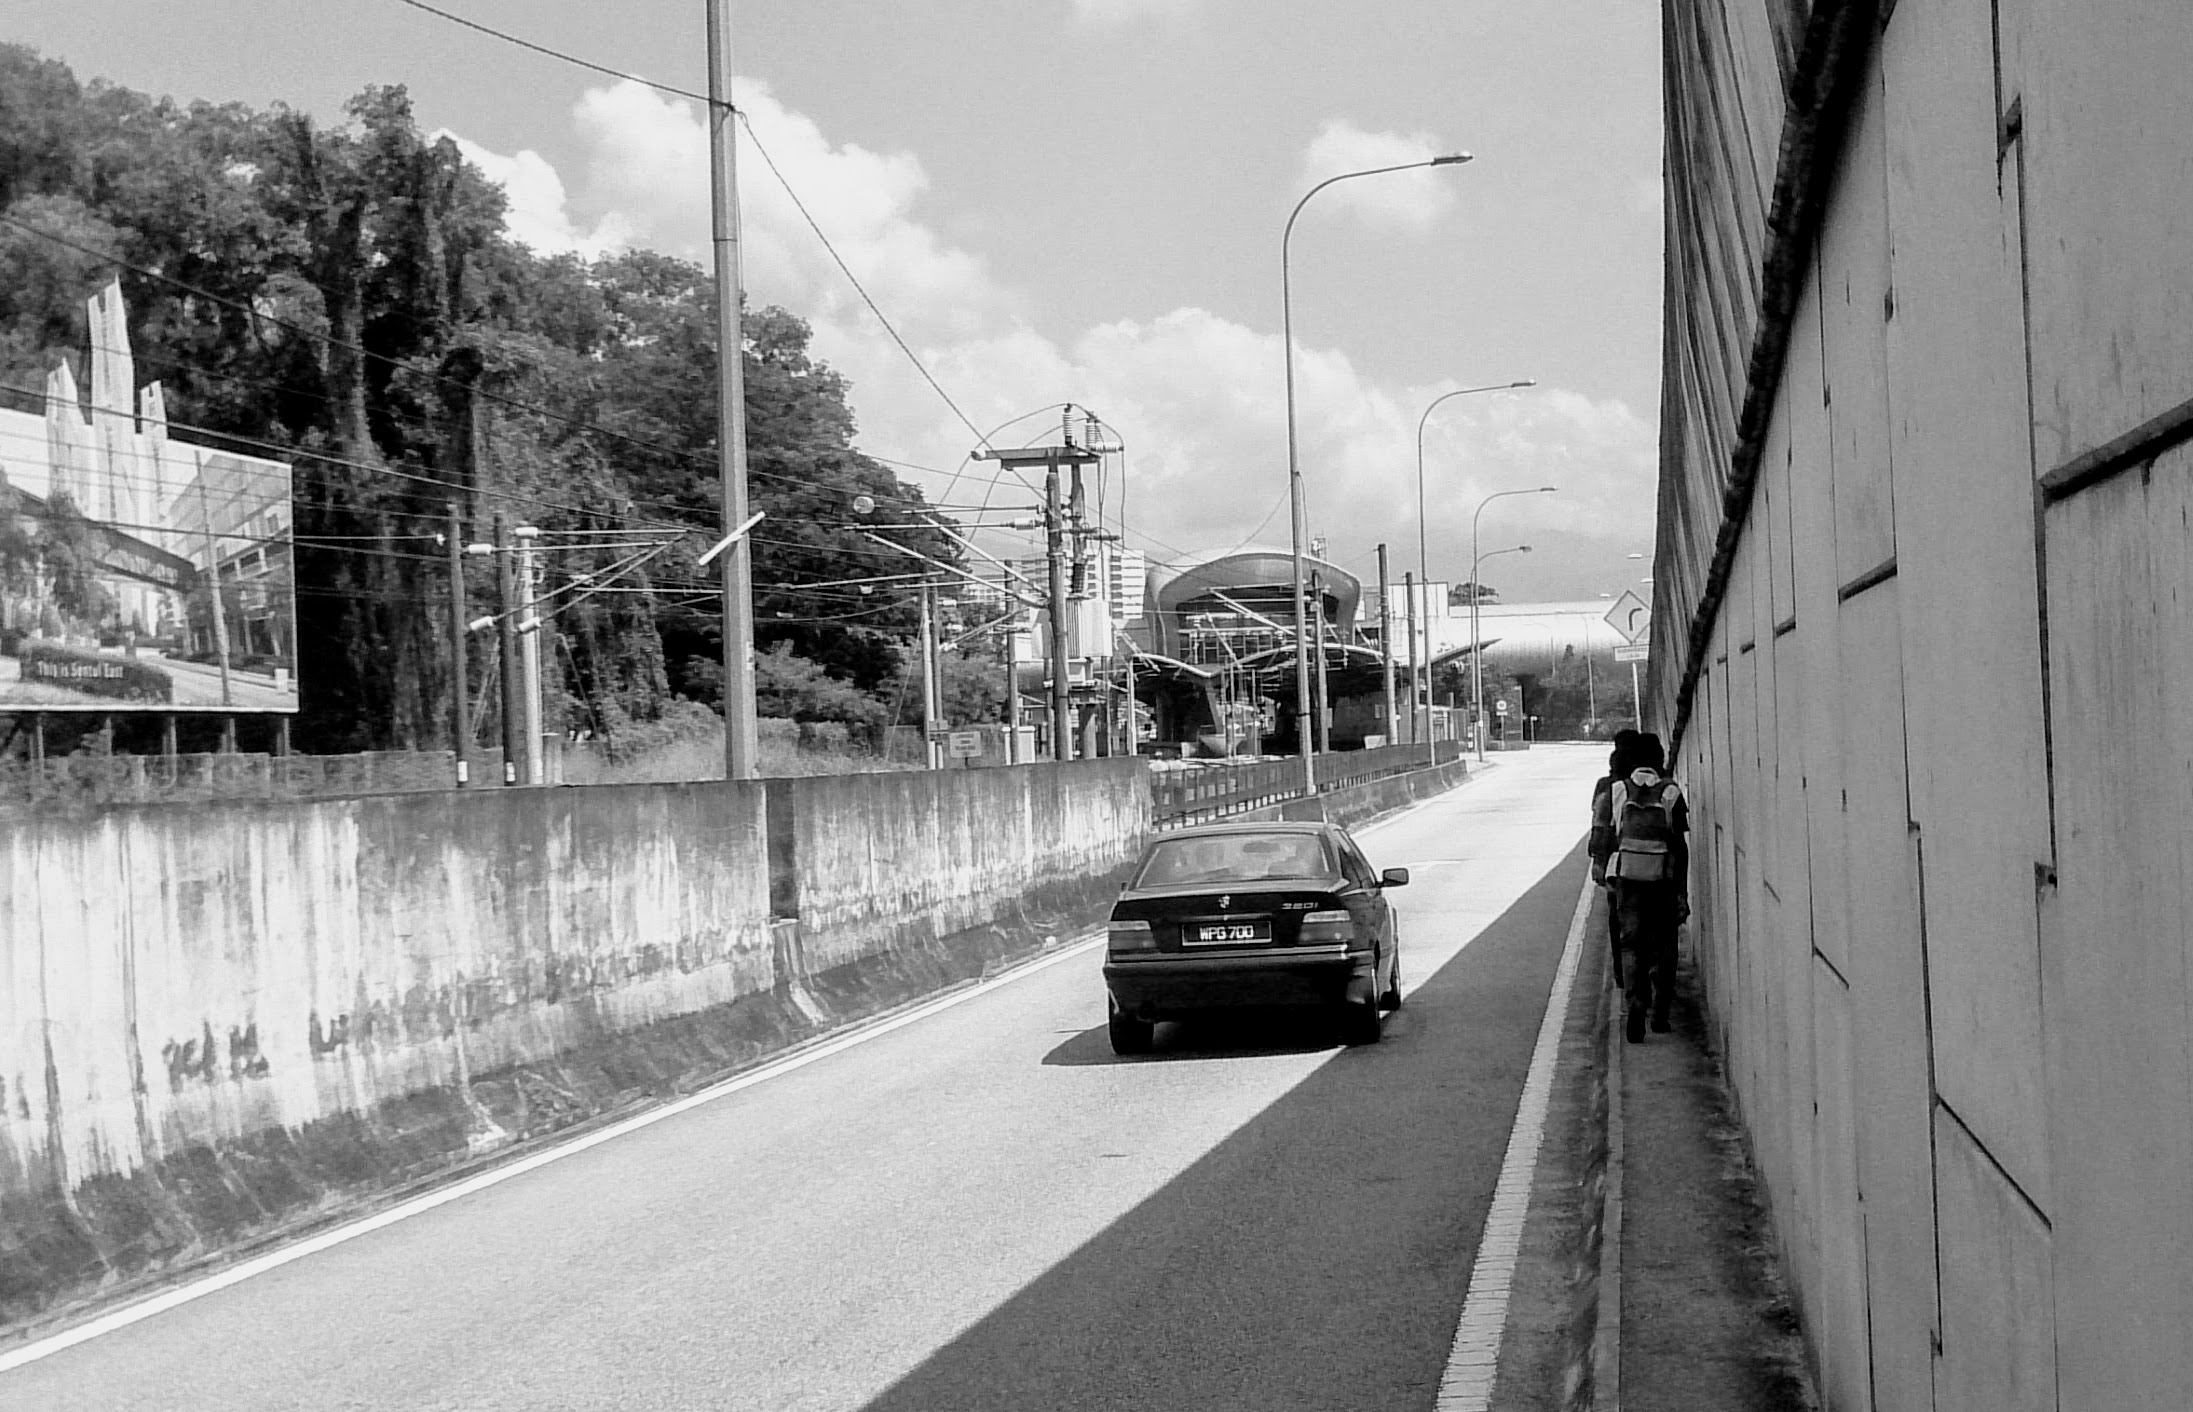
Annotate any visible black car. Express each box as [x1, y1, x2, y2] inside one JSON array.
[[1101, 821, 1409, 1054]]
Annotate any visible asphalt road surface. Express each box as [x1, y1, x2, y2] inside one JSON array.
[[7, 744, 1605, 1412]]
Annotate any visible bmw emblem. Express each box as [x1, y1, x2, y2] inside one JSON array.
[[1219, 894, 1231, 909]]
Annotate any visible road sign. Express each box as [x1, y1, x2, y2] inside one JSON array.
[[1614, 644, 1649, 663], [1494, 699, 1509, 715], [946, 730, 984, 759], [1604, 590, 1651, 645]]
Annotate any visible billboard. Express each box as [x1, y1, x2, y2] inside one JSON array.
[[0, 290, 298, 713]]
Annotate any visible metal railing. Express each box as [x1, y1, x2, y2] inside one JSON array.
[[1150, 740, 1464, 828], [0, 749, 491, 812]]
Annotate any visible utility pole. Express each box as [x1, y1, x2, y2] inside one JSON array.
[[918, 580, 941, 769], [517, 528, 545, 784], [1045, 462, 1072, 761], [447, 501, 470, 786], [1001, 602, 1020, 763], [707, 0, 760, 781], [974, 443, 1100, 765], [1376, 543, 1395, 747], [1404, 571, 1421, 752], [1120, 632, 1136, 758], [494, 514, 524, 785]]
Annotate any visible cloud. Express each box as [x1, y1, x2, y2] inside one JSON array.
[[1295, 120, 1463, 234], [1070, 0, 1207, 27], [440, 134, 629, 256], [448, 85, 1655, 587]]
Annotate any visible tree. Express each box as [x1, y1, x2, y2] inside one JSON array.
[[0, 50, 958, 754], [753, 643, 886, 725]]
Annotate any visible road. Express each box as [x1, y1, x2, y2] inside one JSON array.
[[4, 744, 1605, 1412]]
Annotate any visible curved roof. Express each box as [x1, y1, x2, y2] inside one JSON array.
[[1151, 549, 1361, 626], [1467, 600, 1643, 666]]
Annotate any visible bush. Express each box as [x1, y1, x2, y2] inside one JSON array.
[[18, 639, 172, 703], [592, 697, 724, 763]]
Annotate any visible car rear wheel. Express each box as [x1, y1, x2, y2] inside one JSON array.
[[1341, 974, 1383, 1046], [1108, 1001, 1155, 1055]]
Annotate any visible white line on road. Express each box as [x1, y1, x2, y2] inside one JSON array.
[[0, 767, 1487, 1377], [1432, 870, 1595, 1411], [0, 931, 1109, 1376]]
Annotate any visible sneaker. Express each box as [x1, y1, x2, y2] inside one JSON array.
[[1626, 1009, 1646, 1044]]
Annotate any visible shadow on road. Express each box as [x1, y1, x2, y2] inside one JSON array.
[[858, 840, 1589, 1412], [1042, 1010, 1347, 1066]]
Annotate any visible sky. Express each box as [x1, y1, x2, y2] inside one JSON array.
[[10, 0, 1664, 604]]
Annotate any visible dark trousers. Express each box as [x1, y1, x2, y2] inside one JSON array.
[[1612, 880, 1681, 1022]]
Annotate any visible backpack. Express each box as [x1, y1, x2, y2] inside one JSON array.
[[1608, 768, 1681, 883]]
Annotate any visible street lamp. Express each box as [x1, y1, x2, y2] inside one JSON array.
[[1283, 151, 1472, 790], [1414, 378, 1534, 759], [1469, 484, 1556, 759], [1468, 541, 1531, 751]]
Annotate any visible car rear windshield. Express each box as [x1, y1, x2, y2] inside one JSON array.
[[1134, 832, 1335, 887]]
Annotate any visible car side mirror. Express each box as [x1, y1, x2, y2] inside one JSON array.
[[1380, 867, 1410, 888]]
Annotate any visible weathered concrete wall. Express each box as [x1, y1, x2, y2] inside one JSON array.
[[0, 758, 1148, 1334], [1658, 2, 2193, 1408]]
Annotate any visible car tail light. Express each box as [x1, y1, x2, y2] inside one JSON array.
[[1108, 918, 1156, 952], [1297, 908, 1355, 944]]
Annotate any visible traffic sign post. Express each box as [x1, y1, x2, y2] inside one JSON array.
[[946, 730, 983, 763], [1613, 644, 1649, 663]]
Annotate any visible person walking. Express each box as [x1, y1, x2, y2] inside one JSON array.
[[1592, 732, 1690, 1042], [1590, 729, 1645, 985]]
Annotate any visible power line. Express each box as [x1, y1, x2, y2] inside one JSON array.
[[363, 2, 992, 468], [48, 328, 1030, 526], [734, 111, 990, 453], [386, 0, 721, 109], [0, 214, 737, 484]]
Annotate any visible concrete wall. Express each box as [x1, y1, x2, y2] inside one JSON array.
[[0, 758, 1148, 1333], [1658, 2, 2193, 1407]]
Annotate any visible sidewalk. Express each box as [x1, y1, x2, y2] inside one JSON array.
[[1605, 902, 1818, 1411]]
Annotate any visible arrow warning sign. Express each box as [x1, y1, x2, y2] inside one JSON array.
[[1604, 590, 1651, 645]]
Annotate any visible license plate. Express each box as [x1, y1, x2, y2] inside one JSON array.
[[1189, 920, 1270, 945]]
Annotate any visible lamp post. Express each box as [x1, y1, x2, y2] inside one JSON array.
[[1284, 151, 1472, 790], [1415, 379, 1534, 761], [1467, 487, 1555, 758], [1468, 536, 1537, 758]]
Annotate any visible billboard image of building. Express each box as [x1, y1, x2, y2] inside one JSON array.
[[0, 280, 297, 714]]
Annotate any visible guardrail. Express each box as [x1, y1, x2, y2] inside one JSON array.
[[1150, 740, 1465, 827]]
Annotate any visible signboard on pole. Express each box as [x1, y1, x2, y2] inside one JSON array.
[[1, 284, 299, 714], [1603, 590, 1651, 646], [946, 730, 983, 760], [0, 414, 298, 714], [1613, 644, 1649, 663]]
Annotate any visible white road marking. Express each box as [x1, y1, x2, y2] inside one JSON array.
[[0, 931, 1108, 1375], [0, 762, 1498, 1377], [1432, 870, 1595, 1411]]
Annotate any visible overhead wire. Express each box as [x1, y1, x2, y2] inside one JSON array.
[[385, 0, 719, 108], [362, 0, 994, 464]]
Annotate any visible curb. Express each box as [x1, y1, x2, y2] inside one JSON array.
[[1593, 905, 1625, 1412]]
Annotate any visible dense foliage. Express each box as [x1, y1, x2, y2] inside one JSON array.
[[0, 45, 966, 751]]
